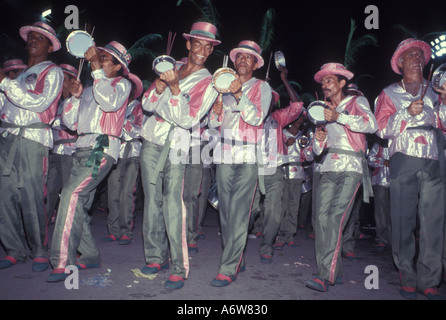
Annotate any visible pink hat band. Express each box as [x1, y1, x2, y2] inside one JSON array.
[[19, 22, 61, 51], [390, 38, 431, 75], [183, 21, 221, 46], [2, 59, 27, 72], [314, 62, 354, 83], [59, 64, 78, 78]]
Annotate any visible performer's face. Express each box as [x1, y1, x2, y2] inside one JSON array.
[[234, 52, 258, 76], [100, 52, 122, 78], [321, 75, 345, 100], [187, 38, 214, 67], [25, 31, 53, 58], [398, 47, 425, 74], [62, 73, 75, 99]]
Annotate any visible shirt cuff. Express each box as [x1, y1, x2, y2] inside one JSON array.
[[91, 69, 106, 79]]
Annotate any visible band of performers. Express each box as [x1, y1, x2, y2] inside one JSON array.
[[1, 19, 446, 300]]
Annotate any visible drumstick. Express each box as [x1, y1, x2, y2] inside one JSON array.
[[420, 63, 424, 97], [77, 58, 84, 81], [421, 64, 434, 100], [265, 52, 272, 81]]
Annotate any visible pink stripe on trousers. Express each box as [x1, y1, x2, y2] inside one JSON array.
[[329, 182, 360, 283], [57, 158, 107, 269]]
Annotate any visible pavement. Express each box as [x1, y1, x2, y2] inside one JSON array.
[[1, 202, 445, 308]]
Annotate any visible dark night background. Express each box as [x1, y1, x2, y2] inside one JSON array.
[[1, 0, 446, 109]]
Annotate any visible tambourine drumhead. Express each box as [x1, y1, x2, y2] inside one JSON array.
[[432, 63, 446, 90], [152, 55, 176, 75], [274, 51, 286, 69], [307, 101, 328, 125], [66, 30, 94, 58], [212, 67, 237, 93]]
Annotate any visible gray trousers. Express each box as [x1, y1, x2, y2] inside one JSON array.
[[0, 135, 49, 262], [106, 156, 140, 239], [255, 167, 286, 257], [277, 177, 303, 244], [390, 152, 444, 291], [216, 164, 257, 276], [183, 145, 204, 246], [140, 141, 188, 278], [314, 171, 361, 283], [196, 166, 212, 235], [373, 185, 391, 246], [46, 153, 73, 220], [311, 172, 322, 231], [49, 149, 114, 270]]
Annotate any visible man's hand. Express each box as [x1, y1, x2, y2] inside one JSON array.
[[154, 78, 168, 95], [315, 126, 327, 141], [70, 79, 83, 98], [434, 82, 446, 104], [84, 46, 101, 71], [160, 69, 180, 96], [407, 99, 423, 117], [212, 96, 223, 115], [324, 108, 339, 122], [229, 76, 243, 100]]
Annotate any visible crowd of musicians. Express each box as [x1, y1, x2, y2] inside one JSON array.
[[0, 19, 446, 299]]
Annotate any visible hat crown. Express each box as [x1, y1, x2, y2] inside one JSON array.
[[319, 62, 348, 72], [189, 21, 218, 39], [237, 40, 262, 55], [32, 22, 57, 36], [104, 41, 132, 66]]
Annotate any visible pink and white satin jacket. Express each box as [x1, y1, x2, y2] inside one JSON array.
[[141, 65, 218, 153], [313, 95, 378, 174], [0, 60, 63, 147], [208, 77, 272, 164], [258, 101, 303, 173], [374, 82, 446, 160], [284, 128, 314, 180], [51, 100, 78, 155], [119, 100, 144, 159], [367, 141, 390, 187], [61, 69, 131, 162]]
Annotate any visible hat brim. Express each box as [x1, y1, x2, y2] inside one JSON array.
[[390, 41, 432, 75], [19, 26, 61, 51], [128, 74, 143, 98], [3, 64, 27, 73], [314, 69, 354, 83], [97, 46, 130, 75], [229, 48, 264, 69], [183, 33, 221, 46]]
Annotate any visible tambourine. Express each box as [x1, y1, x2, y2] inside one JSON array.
[[432, 63, 446, 90], [212, 67, 237, 93], [274, 51, 286, 70], [66, 30, 94, 58], [307, 100, 329, 125], [152, 55, 176, 76]]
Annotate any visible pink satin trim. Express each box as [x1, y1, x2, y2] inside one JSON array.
[[181, 174, 190, 279], [329, 182, 360, 283], [57, 157, 107, 269]]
